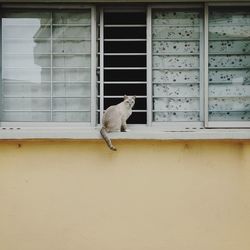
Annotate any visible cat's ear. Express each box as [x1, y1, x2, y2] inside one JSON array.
[[133, 96, 136, 100], [124, 95, 128, 100]]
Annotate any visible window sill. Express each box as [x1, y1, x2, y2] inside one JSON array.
[[0, 127, 249, 140]]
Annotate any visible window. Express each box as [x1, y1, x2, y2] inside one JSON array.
[[151, 7, 203, 126], [0, 3, 249, 132], [207, 6, 250, 127], [1, 7, 95, 125], [98, 9, 147, 124]]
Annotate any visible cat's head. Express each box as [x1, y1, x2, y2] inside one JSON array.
[[124, 95, 136, 109]]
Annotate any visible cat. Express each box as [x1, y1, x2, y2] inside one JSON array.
[[100, 95, 136, 151]]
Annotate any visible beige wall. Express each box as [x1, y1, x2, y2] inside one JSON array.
[[0, 140, 250, 250]]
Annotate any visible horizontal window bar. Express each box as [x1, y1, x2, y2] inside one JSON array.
[[103, 24, 146, 27], [3, 66, 91, 69], [152, 24, 200, 27], [3, 38, 91, 41], [97, 110, 146, 112], [3, 110, 91, 112], [3, 81, 91, 84], [3, 24, 91, 27], [152, 38, 199, 41], [209, 38, 250, 41], [52, 24, 91, 27], [101, 53, 147, 56], [209, 67, 250, 70], [98, 95, 146, 98], [153, 53, 200, 56], [153, 96, 200, 98], [208, 110, 250, 112], [208, 96, 250, 99], [97, 81, 147, 84], [103, 39, 146, 41], [153, 110, 200, 112], [209, 53, 250, 55], [3, 96, 91, 98], [153, 82, 200, 85], [103, 67, 146, 70], [153, 67, 200, 70]]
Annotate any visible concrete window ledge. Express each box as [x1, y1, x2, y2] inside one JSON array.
[[0, 127, 249, 140]]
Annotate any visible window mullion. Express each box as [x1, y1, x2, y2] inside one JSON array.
[[147, 6, 152, 126], [50, 11, 53, 122], [204, 3, 209, 127], [91, 6, 97, 127], [99, 8, 104, 124]]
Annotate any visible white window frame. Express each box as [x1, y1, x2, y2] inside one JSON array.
[[98, 6, 147, 127], [0, 2, 249, 136], [0, 4, 97, 128], [149, 4, 205, 129], [205, 2, 250, 128]]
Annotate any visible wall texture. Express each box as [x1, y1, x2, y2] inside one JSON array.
[[0, 140, 250, 250]]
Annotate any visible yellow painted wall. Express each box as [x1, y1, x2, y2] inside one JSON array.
[[0, 140, 250, 250]]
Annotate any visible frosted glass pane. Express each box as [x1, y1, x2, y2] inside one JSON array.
[[4, 83, 51, 97], [53, 68, 91, 81], [153, 55, 199, 68], [152, 11, 200, 25], [4, 54, 51, 68], [53, 55, 90, 67], [53, 26, 91, 39], [53, 112, 90, 122], [208, 7, 250, 122], [153, 41, 199, 54], [53, 11, 91, 24], [53, 41, 91, 53], [154, 111, 199, 122], [153, 83, 199, 97], [2, 112, 51, 122], [53, 98, 91, 111], [3, 98, 50, 111], [154, 97, 199, 111], [153, 70, 199, 83], [152, 9, 201, 123], [53, 83, 91, 97], [3, 68, 51, 83]]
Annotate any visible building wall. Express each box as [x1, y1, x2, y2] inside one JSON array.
[[0, 140, 250, 250]]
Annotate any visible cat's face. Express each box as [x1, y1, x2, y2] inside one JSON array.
[[124, 95, 136, 109]]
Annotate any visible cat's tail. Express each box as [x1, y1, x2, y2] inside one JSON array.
[[100, 127, 117, 151]]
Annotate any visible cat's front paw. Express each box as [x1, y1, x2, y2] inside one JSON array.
[[124, 129, 131, 132]]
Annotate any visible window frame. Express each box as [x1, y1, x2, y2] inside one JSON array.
[[148, 4, 205, 129], [0, 4, 97, 128], [0, 2, 249, 132], [204, 2, 250, 128]]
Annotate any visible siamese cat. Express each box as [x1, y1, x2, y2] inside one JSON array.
[[100, 95, 136, 151]]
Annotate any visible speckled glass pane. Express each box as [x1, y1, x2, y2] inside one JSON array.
[[208, 7, 250, 121], [152, 9, 201, 122]]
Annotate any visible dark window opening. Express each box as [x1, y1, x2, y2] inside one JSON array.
[[100, 11, 147, 124]]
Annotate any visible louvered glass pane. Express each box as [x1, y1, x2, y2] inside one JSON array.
[[1, 10, 91, 123], [52, 10, 91, 122], [208, 7, 250, 121], [1, 11, 51, 122], [152, 9, 201, 122]]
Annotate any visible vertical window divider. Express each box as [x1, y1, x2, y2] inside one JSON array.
[[91, 6, 97, 127], [199, 7, 204, 123], [147, 5, 152, 126], [204, 3, 209, 127], [50, 12, 53, 122], [0, 13, 2, 127], [99, 8, 104, 124]]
